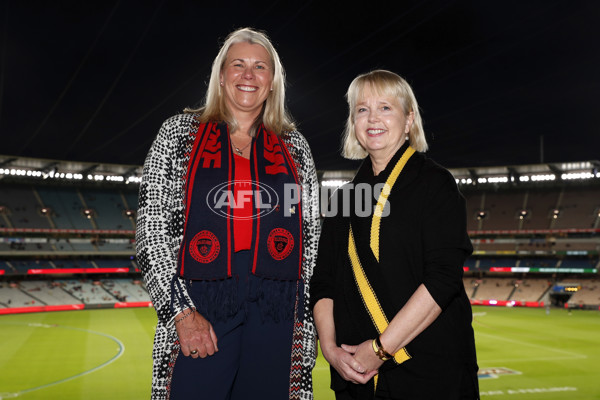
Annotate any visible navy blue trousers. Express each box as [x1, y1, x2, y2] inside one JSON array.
[[169, 251, 295, 400]]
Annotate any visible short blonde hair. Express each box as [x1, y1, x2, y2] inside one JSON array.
[[185, 27, 295, 135], [342, 70, 427, 159]]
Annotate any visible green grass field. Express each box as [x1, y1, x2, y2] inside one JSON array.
[[1, 306, 599, 399]]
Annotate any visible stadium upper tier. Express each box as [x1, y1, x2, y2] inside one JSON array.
[[0, 183, 137, 233], [463, 186, 600, 232]]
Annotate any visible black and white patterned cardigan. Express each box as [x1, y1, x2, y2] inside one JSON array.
[[136, 113, 320, 399]]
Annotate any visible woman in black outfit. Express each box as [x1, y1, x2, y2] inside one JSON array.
[[310, 70, 479, 399]]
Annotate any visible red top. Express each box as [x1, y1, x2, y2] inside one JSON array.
[[233, 154, 253, 251]]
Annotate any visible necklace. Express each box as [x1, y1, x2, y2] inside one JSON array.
[[230, 136, 252, 156]]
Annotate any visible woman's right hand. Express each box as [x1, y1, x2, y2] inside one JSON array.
[[174, 309, 218, 358], [321, 342, 377, 385]]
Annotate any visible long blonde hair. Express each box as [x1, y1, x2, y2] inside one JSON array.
[[185, 27, 295, 135], [342, 70, 427, 159]]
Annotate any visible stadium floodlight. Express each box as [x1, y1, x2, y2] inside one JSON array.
[[561, 172, 595, 180], [487, 176, 509, 183], [106, 175, 125, 182], [124, 210, 136, 219], [82, 209, 95, 219], [321, 179, 350, 188], [518, 210, 529, 220], [530, 174, 556, 182]]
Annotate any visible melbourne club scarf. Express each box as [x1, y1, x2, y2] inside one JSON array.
[[177, 121, 303, 281]]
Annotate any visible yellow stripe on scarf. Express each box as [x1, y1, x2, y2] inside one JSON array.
[[370, 146, 415, 262], [348, 227, 411, 365]]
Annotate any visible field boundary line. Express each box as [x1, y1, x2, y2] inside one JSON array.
[[476, 331, 587, 360], [0, 322, 125, 397]]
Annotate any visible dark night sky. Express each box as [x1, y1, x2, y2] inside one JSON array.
[[1, 0, 599, 171]]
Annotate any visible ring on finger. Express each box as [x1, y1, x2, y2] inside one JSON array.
[[190, 350, 198, 355]]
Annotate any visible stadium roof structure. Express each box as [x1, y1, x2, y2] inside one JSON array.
[[450, 160, 600, 188], [0, 154, 143, 186], [1, 154, 599, 189]]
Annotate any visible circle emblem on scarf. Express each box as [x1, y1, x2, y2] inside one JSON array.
[[267, 228, 294, 260], [190, 230, 220, 263]]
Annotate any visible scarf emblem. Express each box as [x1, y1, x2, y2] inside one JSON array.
[[189, 230, 220, 263], [267, 228, 294, 260]]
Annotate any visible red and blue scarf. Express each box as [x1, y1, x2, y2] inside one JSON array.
[[177, 121, 303, 281]]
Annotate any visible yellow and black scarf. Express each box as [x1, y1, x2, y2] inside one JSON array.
[[348, 145, 416, 365]]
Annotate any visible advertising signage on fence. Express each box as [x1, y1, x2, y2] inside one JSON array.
[[27, 268, 130, 275]]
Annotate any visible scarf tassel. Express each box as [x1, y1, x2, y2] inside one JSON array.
[[250, 277, 304, 323], [185, 278, 239, 323]]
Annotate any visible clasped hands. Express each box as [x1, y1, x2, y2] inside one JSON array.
[[174, 308, 219, 359], [322, 339, 385, 385]]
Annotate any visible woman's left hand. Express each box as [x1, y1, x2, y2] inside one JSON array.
[[342, 341, 384, 373]]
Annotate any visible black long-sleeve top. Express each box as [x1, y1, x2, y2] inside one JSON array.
[[310, 144, 479, 399]]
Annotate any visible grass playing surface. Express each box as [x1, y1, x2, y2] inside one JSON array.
[[0, 306, 598, 399]]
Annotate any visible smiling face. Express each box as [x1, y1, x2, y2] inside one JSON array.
[[354, 85, 414, 165], [220, 41, 274, 121]]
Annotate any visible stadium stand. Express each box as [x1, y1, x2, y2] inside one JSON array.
[[0, 185, 53, 229], [0, 282, 42, 308], [471, 278, 516, 301], [101, 279, 150, 302], [36, 186, 97, 230], [518, 258, 558, 269], [1, 155, 598, 312], [19, 280, 82, 305], [60, 279, 124, 305], [566, 279, 600, 308], [80, 188, 134, 230], [521, 190, 561, 230], [510, 278, 552, 303], [552, 188, 600, 230], [473, 191, 525, 230]]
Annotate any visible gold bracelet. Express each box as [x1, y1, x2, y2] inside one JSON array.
[[372, 336, 393, 361]]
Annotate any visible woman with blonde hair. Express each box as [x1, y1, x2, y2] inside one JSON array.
[[137, 27, 320, 399], [311, 70, 479, 399]]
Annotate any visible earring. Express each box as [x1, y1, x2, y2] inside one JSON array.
[[220, 82, 224, 86]]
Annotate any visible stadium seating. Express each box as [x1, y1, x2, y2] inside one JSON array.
[[521, 190, 561, 230], [0, 185, 53, 229], [566, 279, 600, 307], [470, 278, 515, 301], [19, 280, 82, 305], [101, 279, 150, 302], [59, 279, 134, 305], [2, 159, 599, 310], [509, 279, 552, 302], [80, 188, 135, 230], [0, 282, 42, 308], [552, 188, 600, 230]]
